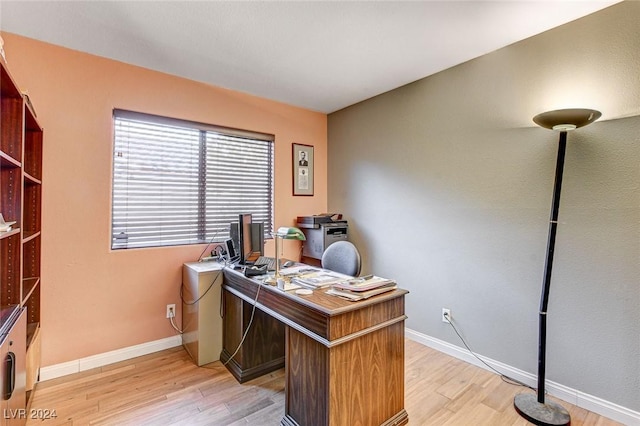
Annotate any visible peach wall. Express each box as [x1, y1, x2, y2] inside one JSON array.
[[2, 33, 327, 366]]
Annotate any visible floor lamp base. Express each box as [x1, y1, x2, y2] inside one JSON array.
[[514, 393, 570, 426]]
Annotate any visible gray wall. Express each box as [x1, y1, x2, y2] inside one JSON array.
[[328, 2, 639, 412]]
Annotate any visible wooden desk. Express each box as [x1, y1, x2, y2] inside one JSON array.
[[220, 268, 409, 426]]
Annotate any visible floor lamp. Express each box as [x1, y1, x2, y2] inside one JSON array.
[[514, 108, 601, 426]]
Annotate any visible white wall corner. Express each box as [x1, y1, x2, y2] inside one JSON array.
[[38, 360, 79, 382]]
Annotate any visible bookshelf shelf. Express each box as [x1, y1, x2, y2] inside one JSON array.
[[0, 228, 21, 240], [22, 277, 40, 306]]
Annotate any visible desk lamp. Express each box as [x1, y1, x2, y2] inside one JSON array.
[[273, 227, 305, 279], [514, 108, 601, 426]]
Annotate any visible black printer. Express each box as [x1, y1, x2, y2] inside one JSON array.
[[296, 213, 344, 228], [296, 214, 348, 260]]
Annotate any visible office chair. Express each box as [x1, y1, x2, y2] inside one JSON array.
[[321, 241, 362, 276]]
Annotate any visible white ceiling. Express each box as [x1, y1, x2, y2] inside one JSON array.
[[0, 1, 620, 113]]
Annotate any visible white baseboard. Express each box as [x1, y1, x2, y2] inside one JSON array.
[[35, 329, 640, 425], [39, 335, 182, 382], [405, 328, 640, 426]]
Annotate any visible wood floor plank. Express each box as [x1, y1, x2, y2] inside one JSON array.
[[26, 339, 625, 425]]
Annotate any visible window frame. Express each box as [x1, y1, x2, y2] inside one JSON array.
[[111, 109, 275, 250]]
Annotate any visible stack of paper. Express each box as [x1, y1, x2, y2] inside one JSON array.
[[326, 276, 397, 301], [291, 271, 350, 289], [279, 265, 320, 277]]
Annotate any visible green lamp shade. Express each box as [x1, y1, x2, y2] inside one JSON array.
[[275, 227, 306, 240]]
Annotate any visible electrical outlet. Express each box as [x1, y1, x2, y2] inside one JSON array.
[[442, 308, 451, 323], [166, 304, 176, 319]]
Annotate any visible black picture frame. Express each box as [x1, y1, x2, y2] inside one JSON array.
[[292, 143, 314, 196]]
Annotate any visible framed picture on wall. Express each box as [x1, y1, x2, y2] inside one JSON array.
[[292, 143, 314, 196]]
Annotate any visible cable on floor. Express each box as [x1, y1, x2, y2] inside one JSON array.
[[445, 312, 535, 391]]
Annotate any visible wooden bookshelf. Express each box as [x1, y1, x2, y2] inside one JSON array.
[[1, 58, 43, 403]]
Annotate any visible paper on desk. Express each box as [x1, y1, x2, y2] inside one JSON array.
[[280, 281, 302, 291], [332, 276, 396, 292], [326, 284, 397, 301], [292, 271, 351, 288], [279, 265, 320, 276]]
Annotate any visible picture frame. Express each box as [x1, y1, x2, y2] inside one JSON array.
[[292, 143, 314, 196]]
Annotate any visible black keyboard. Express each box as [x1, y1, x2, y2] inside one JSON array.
[[253, 256, 276, 271]]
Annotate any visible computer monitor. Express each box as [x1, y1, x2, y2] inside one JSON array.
[[250, 222, 264, 255], [238, 213, 253, 265], [229, 215, 265, 264]]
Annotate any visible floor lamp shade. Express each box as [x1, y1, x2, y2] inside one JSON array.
[[514, 108, 600, 426]]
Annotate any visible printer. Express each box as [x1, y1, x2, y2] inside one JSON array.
[[296, 214, 348, 260]]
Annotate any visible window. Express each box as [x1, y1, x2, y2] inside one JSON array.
[[112, 110, 274, 250]]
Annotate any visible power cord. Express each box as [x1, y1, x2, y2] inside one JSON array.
[[168, 264, 230, 335], [180, 271, 224, 306], [172, 256, 262, 366], [443, 311, 535, 390], [176, 223, 263, 365], [222, 280, 262, 366], [169, 311, 183, 334], [196, 227, 225, 261]]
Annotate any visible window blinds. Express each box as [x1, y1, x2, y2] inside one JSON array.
[[112, 110, 274, 250]]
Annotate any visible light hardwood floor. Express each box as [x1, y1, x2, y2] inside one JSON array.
[[26, 339, 622, 425]]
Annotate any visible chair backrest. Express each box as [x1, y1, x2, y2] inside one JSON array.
[[321, 241, 362, 276]]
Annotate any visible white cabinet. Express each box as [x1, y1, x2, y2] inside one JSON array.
[[182, 262, 223, 366]]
